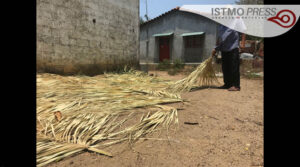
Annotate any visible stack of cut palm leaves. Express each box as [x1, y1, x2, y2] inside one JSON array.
[[37, 70, 181, 167], [167, 56, 220, 93], [37, 56, 219, 166]]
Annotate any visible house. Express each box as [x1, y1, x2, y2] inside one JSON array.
[[37, 0, 139, 75], [139, 7, 219, 67]]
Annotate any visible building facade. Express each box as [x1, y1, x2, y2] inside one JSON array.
[[37, 0, 139, 75], [140, 8, 218, 65]]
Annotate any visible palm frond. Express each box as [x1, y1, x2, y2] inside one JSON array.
[[37, 71, 181, 166], [167, 56, 220, 93]]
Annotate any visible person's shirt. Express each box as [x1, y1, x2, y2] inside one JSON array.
[[215, 25, 240, 52]]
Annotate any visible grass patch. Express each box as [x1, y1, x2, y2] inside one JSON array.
[[243, 72, 263, 79]]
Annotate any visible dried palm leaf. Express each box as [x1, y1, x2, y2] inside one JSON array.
[[37, 71, 181, 166], [167, 56, 220, 93]]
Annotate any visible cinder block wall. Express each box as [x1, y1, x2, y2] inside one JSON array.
[[37, 0, 139, 75]]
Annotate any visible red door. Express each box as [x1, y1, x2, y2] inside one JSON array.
[[159, 37, 170, 62]]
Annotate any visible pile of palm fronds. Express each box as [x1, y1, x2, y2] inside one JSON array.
[[37, 105, 178, 166], [37, 57, 220, 166], [37, 70, 181, 166], [167, 56, 220, 93]]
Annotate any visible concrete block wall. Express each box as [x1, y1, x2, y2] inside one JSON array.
[[37, 0, 139, 75]]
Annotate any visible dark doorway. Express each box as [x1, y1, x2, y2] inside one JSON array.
[[184, 35, 205, 62], [159, 37, 170, 62]]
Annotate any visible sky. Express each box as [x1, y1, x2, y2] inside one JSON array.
[[140, 0, 237, 20]]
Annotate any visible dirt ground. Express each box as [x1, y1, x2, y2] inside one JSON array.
[[47, 71, 263, 167]]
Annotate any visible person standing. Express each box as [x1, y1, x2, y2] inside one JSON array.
[[212, 24, 241, 91]]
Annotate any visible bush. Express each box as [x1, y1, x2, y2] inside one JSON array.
[[173, 59, 185, 70], [157, 59, 186, 75], [157, 59, 171, 71]]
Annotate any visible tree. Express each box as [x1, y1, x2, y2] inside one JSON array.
[[235, 0, 264, 43], [235, 0, 264, 4], [140, 17, 145, 25], [246, 35, 263, 41]]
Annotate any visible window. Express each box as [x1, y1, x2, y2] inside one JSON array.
[[185, 36, 202, 48]]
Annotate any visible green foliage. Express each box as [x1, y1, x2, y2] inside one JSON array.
[[173, 59, 185, 70], [157, 59, 171, 71], [246, 35, 264, 41], [158, 59, 185, 75], [243, 72, 263, 79]]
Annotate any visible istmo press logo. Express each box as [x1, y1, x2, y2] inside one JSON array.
[[211, 7, 296, 28], [268, 10, 296, 28], [180, 5, 300, 37]]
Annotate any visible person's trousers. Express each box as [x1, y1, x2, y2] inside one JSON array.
[[221, 48, 240, 88]]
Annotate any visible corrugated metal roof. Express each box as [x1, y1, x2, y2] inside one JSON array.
[[181, 32, 205, 37], [153, 32, 174, 37], [141, 7, 180, 26], [140, 6, 211, 27]]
